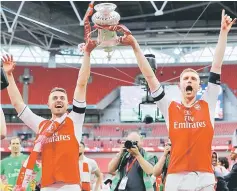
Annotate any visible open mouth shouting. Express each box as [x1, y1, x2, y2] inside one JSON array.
[[55, 104, 63, 109], [185, 85, 193, 94]]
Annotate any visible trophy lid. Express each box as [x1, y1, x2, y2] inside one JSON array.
[[94, 3, 117, 13], [92, 3, 120, 26]]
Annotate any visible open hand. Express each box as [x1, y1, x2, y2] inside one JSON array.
[[1, 55, 16, 75]]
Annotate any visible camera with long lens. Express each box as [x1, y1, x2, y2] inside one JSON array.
[[124, 140, 138, 149]]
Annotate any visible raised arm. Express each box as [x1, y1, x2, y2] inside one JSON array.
[[68, 48, 95, 142], [1, 55, 45, 133], [211, 10, 236, 74], [73, 52, 91, 102], [1, 55, 25, 114], [119, 35, 160, 93], [132, 40, 160, 93], [73, 3, 96, 102], [69, 3, 97, 143], [0, 68, 9, 139], [95, 25, 160, 92]]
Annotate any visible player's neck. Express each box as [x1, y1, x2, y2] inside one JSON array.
[[51, 113, 66, 120], [11, 152, 21, 157], [182, 96, 196, 107]]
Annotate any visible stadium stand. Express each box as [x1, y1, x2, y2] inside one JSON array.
[[1, 65, 237, 106]]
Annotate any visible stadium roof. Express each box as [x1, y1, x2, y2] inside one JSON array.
[[1, 1, 237, 65]]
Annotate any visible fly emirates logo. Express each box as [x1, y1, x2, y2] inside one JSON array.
[[45, 132, 71, 144], [174, 111, 206, 129]]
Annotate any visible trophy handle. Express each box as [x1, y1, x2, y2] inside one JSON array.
[[84, 3, 94, 41]]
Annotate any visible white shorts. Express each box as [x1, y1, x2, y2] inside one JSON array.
[[41, 183, 81, 191], [165, 172, 216, 191]]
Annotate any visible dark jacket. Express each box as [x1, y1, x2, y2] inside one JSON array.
[[215, 177, 229, 191], [224, 163, 237, 191]]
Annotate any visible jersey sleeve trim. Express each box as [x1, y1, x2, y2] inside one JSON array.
[[72, 99, 86, 114], [151, 86, 165, 101], [208, 72, 221, 85], [17, 105, 27, 118]]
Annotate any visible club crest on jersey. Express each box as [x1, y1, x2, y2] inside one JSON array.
[[194, 104, 201, 110], [176, 104, 181, 110], [184, 110, 192, 115]]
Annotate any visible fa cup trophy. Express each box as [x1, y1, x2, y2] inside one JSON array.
[[92, 3, 120, 53], [80, 3, 131, 58]]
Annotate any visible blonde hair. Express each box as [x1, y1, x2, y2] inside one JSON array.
[[180, 68, 200, 81], [50, 87, 67, 95], [10, 136, 21, 144]]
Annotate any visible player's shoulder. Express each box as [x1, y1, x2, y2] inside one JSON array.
[[169, 100, 181, 108], [0, 156, 10, 163], [1, 155, 15, 164]]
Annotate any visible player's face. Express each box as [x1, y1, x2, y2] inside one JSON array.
[[10, 138, 21, 153], [48, 91, 69, 116], [179, 71, 200, 100], [79, 144, 85, 155]]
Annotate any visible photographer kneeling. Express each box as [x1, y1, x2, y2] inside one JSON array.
[[108, 132, 158, 191]]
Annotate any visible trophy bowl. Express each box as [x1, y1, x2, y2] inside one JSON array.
[[91, 3, 121, 52]]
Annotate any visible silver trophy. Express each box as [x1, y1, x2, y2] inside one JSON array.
[[92, 3, 121, 53]]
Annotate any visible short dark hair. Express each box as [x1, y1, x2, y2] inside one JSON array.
[[80, 141, 85, 147], [50, 87, 67, 94], [218, 157, 229, 169]]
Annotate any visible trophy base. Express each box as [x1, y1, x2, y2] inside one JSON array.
[[103, 47, 113, 53]]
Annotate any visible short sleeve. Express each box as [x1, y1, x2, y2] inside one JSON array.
[[18, 105, 45, 133]]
